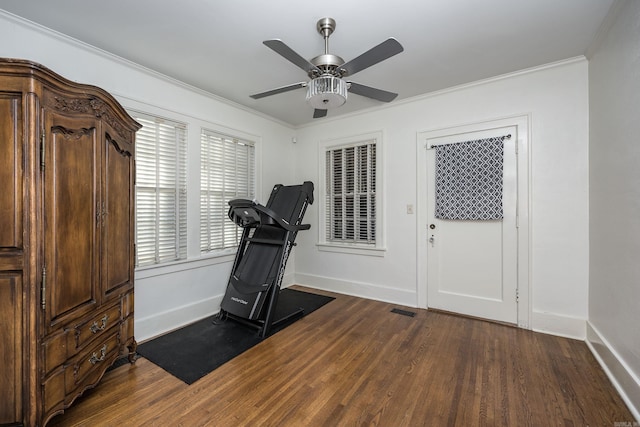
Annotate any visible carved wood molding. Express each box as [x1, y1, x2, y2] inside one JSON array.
[[49, 95, 129, 140], [51, 125, 95, 140], [106, 133, 132, 158]]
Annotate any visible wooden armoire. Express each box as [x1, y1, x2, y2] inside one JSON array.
[[0, 58, 140, 427]]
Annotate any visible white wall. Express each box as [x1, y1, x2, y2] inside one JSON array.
[[0, 12, 297, 342], [587, 0, 640, 419], [294, 58, 590, 338]]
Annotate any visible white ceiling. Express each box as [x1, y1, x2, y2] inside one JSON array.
[[0, 0, 613, 127]]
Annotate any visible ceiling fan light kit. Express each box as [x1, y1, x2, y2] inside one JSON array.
[[251, 17, 404, 119], [306, 76, 348, 109]]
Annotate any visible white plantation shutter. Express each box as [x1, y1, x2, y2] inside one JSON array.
[[134, 113, 187, 267], [326, 140, 376, 244], [200, 130, 255, 253]]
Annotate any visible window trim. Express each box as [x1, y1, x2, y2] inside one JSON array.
[[318, 131, 386, 256]]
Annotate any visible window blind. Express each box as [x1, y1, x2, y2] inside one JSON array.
[[326, 140, 376, 244], [134, 113, 187, 267], [200, 129, 255, 253]]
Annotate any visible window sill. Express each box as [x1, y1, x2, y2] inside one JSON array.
[[316, 243, 386, 257], [135, 249, 236, 280]]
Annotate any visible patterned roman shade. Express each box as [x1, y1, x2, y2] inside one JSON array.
[[434, 135, 508, 220]]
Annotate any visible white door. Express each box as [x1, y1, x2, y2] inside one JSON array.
[[426, 126, 518, 324]]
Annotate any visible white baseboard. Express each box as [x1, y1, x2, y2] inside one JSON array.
[[294, 273, 417, 307], [135, 294, 222, 342], [282, 272, 295, 288], [586, 322, 640, 421], [530, 310, 586, 340]]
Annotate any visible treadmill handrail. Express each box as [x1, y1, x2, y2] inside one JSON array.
[[252, 204, 310, 232], [228, 199, 310, 232]]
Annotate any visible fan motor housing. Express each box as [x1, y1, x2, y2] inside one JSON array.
[[310, 54, 345, 76]]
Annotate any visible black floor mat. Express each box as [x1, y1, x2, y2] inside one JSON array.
[[137, 288, 334, 385]]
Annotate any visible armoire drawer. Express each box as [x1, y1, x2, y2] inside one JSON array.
[[67, 302, 122, 352], [65, 330, 120, 395]]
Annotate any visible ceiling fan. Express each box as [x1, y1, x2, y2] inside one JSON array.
[[250, 17, 404, 119]]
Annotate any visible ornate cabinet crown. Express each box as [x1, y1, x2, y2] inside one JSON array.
[[0, 58, 140, 427]]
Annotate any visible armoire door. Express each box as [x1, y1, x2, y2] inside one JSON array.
[[42, 109, 101, 330], [102, 125, 135, 299]]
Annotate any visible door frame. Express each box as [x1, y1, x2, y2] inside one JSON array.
[[416, 114, 531, 329]]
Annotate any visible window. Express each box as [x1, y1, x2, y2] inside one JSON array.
[[200, 129, 255, 253], [320, 132, 383, 255], [133, 113, 187, 267]]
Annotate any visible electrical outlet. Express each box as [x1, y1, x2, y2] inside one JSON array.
[[406, 204, 414, 214]]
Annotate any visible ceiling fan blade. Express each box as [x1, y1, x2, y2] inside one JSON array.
[[250, 82, 307, 99], [263, 39, 322, 75], [339, 38, 404, 77], [313, 109, 328, 119], [348, 82, 398, 102]]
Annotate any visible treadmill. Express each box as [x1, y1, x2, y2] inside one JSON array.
[[218, 181, 314, 337]]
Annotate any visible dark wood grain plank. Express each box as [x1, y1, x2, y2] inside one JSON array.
[[48, 286, 635, 426]]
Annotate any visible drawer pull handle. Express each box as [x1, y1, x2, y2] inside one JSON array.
[[89, 344, 107, 365], [90, 314, 109, 333]]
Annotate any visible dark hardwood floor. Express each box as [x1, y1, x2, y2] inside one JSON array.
[[48, 286, 634, 426]]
